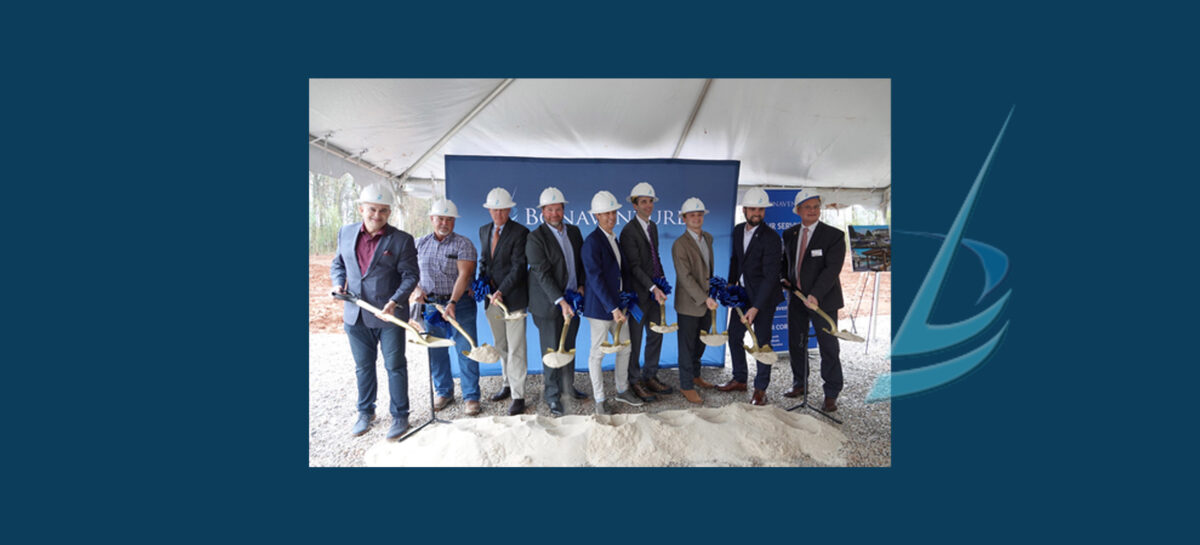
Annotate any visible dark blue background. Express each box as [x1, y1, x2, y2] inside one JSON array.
[[445, 155, 739, 376], [21, 4, 1193, 542]]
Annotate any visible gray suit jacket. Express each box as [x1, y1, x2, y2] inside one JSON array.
[[672, 230, 714, 318], [525, 222, 585, 321], [331, 223, 420, 327]]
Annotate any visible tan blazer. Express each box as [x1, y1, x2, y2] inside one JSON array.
[[672, 230, 714, 318]]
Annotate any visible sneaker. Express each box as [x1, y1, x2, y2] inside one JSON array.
[[615, 389, 645, 407]]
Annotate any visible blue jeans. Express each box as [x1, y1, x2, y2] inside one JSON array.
[[422, 299, 481, 401], [344, 317, 409, 419]]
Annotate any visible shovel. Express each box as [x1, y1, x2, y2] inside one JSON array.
[[598, 311, 630, 355], [542, 316, 577, 369], [332, 291, 455, 348], [734, 307, 778, 365], [791, 290, 865, 343], [434, 304, 502, 363], [491, 298, 528, 321], [699, 306, 729, 346], [649, 301, 679, 334]]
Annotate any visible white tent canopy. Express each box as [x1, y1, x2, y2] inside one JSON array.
[[309, 79, 890, 208]]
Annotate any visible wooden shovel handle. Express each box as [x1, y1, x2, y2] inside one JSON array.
[[792, 290, 838, 332], [434, 304, 478, 349], [557, 317, 571, 352]]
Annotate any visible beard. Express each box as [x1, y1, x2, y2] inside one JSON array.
[[746, 217, 763, 227]]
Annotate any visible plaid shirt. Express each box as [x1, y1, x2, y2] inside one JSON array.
[[415, 231, 477, 296]]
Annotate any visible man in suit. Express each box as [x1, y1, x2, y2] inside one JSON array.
[[581, 190, 645, 415], [781, 189, 846, 412], [618, 182, 674, 402], [330, 183, 420, 441], [477, 187, 531, 415], [672, 197, 719, 404], [526, 187, 588, 417], [719, 187, 785, 406]]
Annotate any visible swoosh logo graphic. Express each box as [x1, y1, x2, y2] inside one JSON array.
[[867, 107, 1014, 402]]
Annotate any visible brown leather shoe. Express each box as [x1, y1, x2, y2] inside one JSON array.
[[645, 377, 675, 394], [783, 385, 806, 398], [465, 399, 482, 416], [630, 381, 657, 402], [822, 398, 837, 412], [750, 389, 768, 406], [716, 380, 747, 392], [693, 377, 715, 389], [433, 396, 454, 411], [681, 389, 703, 404]]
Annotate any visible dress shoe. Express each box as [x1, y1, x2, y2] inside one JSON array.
[[693, 377, 715, 389], [386, 418, 409, 440], [508, 398, 527, 415], [822, 398, 838, 412], [645, 377, 675, 394], [681, 389, 703, 404], [433, 396, 454, 411], [783, 385, 806, 398], [549, 400, 565, 417], [716, 380, 747, 392], [750, 389, 768, 406], [465, 399, 482, 416], [351, 413, 375, 436], [573, 387, 589, 400], [490, 386, 511, 402], [630, 381, 657, 402]]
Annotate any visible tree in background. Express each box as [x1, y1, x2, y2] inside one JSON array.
[[310, 172, 433, 254]]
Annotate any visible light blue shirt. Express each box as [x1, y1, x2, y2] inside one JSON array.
[[551, 222, 576, 304]]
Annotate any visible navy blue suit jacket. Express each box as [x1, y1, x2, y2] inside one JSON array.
[[728, 222, 785, 312], [331, 223, 420, 327], [581, 227, 629, 320]]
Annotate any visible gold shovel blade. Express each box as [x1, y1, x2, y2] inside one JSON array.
[[826, 328, 866, 343]]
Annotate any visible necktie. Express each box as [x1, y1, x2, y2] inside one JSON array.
[[649, 222, 663, 278], [491, 225, 500, 257], [796, 226, 809, 290]]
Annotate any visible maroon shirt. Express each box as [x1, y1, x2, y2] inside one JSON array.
[[356, 224, 385, 276]]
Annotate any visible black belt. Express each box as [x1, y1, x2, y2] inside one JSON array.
[[426, 294, 452, 303]]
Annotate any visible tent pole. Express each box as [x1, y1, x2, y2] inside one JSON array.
[[398, 78, 515, 185], [672, 79, 713, 158]]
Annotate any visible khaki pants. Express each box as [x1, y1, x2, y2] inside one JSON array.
[[587, 317, 631, 402], [485, 303, 528, 399]]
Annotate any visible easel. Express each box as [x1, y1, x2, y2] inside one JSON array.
[[849, 271, 881, 352]]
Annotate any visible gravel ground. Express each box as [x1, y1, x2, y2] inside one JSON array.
[[309, 316, 891, 467]]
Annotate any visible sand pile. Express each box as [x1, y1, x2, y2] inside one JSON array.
[[364, 403, 846, 467]]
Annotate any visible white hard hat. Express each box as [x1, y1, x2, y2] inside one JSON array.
[[483, 187, 517, 209], [628, 182, 658, 203], [793, 189, 820, 214], [358, 183, 396, 206], [538, 187, 568, 207], [679, 197, 708, 215], [589, 190, 622, 214], [429, 199, 460, 218], [738, 187, 772, 208]]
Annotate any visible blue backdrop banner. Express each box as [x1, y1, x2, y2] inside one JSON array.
[[445, 155, 739, 377]]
